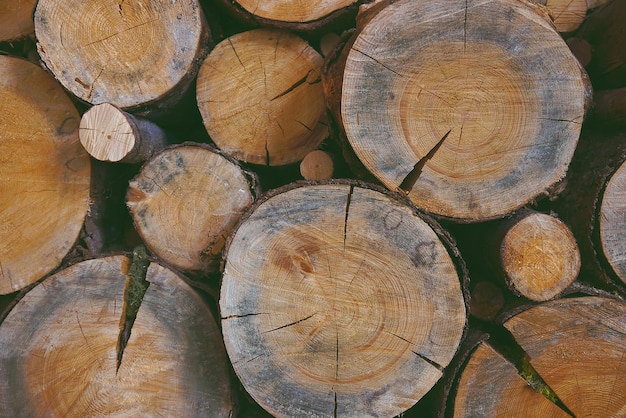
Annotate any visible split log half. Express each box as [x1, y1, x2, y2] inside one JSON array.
[[79, 103, 170, 163], [498, 211, 581, 301], [126, 143, 259, 274], [0, 0, 36, 41], [220, 182, 467, 417], [598, 158, 626, 286], [0, 255, 233, 416], [34, 0, 211, 114], [328, 0, 589, 221], [453, 296, 626, 417], [0, 56, 91, 295], [196, 28, 328, 166]]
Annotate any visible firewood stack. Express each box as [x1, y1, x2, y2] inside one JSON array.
[[1, 0, 625, 417]]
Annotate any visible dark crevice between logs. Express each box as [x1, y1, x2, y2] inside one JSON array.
[[116, 245, 150, 374]]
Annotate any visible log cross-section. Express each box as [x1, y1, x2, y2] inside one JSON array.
[[331, 0, 589, 221], [196, 28, 328, 166], [34, 0, 211, 113], [0, 256, 233, 416], [453, 296, 626, 417], [220, 182, 467, 417], [126, 143, 259, 274]]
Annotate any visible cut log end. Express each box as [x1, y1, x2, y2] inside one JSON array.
[[126, 144, 258, 273], [196, 29, 328, 166], [34, 0, 210, 110], [454, 297, 626, 417], [335, 0, 587, 221], [500, 212, 580, 301], [0, 0, 36, 41], [0, 257, 233, 417], [79, 103, 169, 163], [220, 182, 467, 417], [232, 0, 358, 24], [599, 159, 626, 285], [0, 55, 91, 295], [80, 103, 137, 162], [300, 150, 335, 180]]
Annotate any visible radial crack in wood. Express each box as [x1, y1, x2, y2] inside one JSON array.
[[398, 129, 452, 194], [481, 322, 576, 417]]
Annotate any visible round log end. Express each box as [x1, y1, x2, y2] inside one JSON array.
[[300, 150, 335, 180], [196, 29, 328, 166], [0, 0, 36, 41], [338, 0, 587, 221], [599, 159, 626, 285], [34, 0, 209, 109], [454, 297, 626, 417], [0, 256, 233, 416], [220, 182, 467, 417], [500, 212, 580, 301], [232, 0, 358, 24], [126, 144, 258, 273], [80, 103, 138, 162]]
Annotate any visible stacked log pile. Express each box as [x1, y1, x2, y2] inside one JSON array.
[[1, 0, 625, 417]]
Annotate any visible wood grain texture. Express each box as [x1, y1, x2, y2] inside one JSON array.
[[0, 56, 91, 295], [127, 143, 259, 273], [34, 0, 210, 111], [530, 0, 588, 32], [233, 0, 358, 22], [500, 212, 580, 301], [220, 182, 466, 417], [0, 256, 233, 417], [453, 296, 626, 417], [338, 0, 588, 221], [197, 29, 328, 166], [599, 159, 626, 285]]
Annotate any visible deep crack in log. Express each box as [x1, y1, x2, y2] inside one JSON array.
[[398, 129, 452, 194], [483, 322, 577, 417], [116, 245, 150, 373]]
